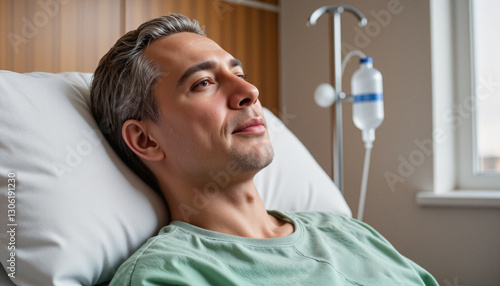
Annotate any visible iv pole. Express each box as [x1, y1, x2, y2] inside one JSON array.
[[307, 6, 367, 194]]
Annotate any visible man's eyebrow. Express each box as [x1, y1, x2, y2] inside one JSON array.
[[230, 58, 243, 69], [176, 58, 243, 87], [177, 61, 216, 87]]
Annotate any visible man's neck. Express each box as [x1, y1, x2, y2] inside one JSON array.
[[162, 178, 294, 239]]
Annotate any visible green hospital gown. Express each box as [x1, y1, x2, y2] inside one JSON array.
[[110, 211, 438, 286]]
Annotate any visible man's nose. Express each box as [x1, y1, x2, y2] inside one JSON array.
[[227, 75, 260, 109]]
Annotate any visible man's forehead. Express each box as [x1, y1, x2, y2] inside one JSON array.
[[144, 32, 226, 65]]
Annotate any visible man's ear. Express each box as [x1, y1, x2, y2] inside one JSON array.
[[122, 119, 165, 162]]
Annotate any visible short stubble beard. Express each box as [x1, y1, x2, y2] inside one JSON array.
[[228, 140, 274, 172]]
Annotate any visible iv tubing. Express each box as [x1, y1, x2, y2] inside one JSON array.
[[357, 144, 372, 221], [341, 50, 366, 77]]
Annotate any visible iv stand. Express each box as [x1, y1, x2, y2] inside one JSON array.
[[307, 6, 367, 194]]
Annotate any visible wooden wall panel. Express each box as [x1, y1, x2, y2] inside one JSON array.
[[0, 1, 6, 69], [0, 0, 122, 73], [0, 0, 279, 111]]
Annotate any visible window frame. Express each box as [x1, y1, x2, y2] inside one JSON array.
[[417, 0, 500, 208]]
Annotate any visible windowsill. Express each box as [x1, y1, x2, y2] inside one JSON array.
[[417, 190, 500, 208]]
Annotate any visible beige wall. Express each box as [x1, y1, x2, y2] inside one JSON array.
[[280, 0, 500, 285]]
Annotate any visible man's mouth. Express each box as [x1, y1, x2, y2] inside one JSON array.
[[232, 117, 266, 135]]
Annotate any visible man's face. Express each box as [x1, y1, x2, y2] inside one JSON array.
[[144, 32, 273, 180]]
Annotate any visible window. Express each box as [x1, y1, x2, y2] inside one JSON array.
[[456, 0, 500, 190], [470, 0, 500, 174]]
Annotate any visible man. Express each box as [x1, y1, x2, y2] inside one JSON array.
[[91, 14, 438, 285]]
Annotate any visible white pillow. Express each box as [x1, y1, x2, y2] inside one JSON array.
[[0, 71, 168, 285], [0, 71, 350, 286]]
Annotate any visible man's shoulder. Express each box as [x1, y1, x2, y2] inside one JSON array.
[[109, 226, 203, 286], [122, 228, 183, 263]]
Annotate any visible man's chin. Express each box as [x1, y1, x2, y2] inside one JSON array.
[[229, 144, 274, 172]]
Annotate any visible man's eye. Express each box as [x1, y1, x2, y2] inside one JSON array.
[[191, 79, 211, 91], [238, 74, 248, 80], [197, 80, 209, 87]]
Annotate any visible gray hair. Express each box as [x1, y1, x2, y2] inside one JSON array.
[[90, 14, 206, 193]]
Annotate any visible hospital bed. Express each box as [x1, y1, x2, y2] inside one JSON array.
[[0, 71, 351, 285]]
